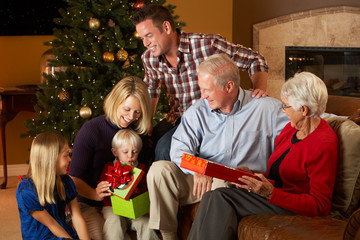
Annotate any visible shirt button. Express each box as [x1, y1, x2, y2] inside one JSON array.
[[226, 150, 230, 153]]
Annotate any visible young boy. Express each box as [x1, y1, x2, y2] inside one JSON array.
[[99, 129, 159, 240]]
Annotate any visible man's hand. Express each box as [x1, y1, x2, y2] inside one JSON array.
[[250, 88, 269, 98], [193, 172, 213, 200]]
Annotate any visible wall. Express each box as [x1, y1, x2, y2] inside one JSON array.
[[0, 1, 233, 168], [0, 35, 53, 168], [232, 0, 360, 90], [167, 0, 233, 40]]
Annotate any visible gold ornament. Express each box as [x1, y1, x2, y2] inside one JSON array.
[[89, 18, 100, 30], [122, 59, 130, 69], [79, 106, 92, 119], [116, 49, 128, 61], [133, 31, 141, 40], [102, 51, 115, 63], [129, 54, 137, 61], [58, 90, 70, 102]]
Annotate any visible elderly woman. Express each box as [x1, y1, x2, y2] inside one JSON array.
[[68, 76, 152, 240], [188, 72, 339, 240]]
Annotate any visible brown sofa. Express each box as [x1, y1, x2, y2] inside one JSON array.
[[178, 96, 360, 240]]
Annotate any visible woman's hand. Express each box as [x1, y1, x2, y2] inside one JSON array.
[[236, 173, 274, 199], [95, 181, 112, 201]]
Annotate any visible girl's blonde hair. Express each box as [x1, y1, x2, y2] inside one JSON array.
[[28, 132, 67, 206], [103, 76, 152, 135], [112, 129, 143, 151]]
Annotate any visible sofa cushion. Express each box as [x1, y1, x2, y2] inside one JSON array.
[[325, 117, 360, 218]]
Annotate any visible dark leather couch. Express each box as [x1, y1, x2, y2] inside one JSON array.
[[178, 96, 360, 240]]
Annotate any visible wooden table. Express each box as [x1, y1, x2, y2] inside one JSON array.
[[0, 89, 36, 189]]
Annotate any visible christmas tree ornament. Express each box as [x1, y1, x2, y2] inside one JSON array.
[[133, 31, 141, 40], [122, 59, 130, 69], [79, 106, 92, 119], [116, 49, 128, 61], [102, 51, 115, 63], [89, 18, 100, 30], [39, 48, 67, 83], [108, 19, 116, 27], [134, 1, 145, 10], [58, 90, 70, 102], [129, 54, 137, 61]]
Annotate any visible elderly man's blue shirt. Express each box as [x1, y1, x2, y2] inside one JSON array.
[[170, 88, 289, 174]]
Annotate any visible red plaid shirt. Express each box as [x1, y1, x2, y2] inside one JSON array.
[[142, 30, 268, 115]]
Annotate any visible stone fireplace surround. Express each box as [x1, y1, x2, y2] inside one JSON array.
[[253, 6, 360, 100]]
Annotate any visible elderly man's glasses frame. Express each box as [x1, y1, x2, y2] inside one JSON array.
[[281, 104, 292, 110]]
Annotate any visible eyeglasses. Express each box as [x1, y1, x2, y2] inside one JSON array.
[[281, 104, 292, 110]]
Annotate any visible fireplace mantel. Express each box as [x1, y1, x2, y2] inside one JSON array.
[[253, 6, 360, 100]]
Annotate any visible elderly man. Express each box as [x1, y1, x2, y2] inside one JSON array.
[[146, 53, 289, 240]]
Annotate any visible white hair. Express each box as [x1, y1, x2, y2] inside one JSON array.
[[198, 53, 240, 88], [281, 72, 328, 118]]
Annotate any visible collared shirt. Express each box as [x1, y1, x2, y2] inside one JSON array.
[[170, 88, 289, 174], [141, 30, 268, 115]]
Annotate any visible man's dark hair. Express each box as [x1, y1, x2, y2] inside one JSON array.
[[130, 4, 176, 32]]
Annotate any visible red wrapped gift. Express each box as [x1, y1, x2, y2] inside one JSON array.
[[180, 153, 273, 185]]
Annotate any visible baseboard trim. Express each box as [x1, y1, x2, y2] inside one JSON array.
[[0, 164, 29, 177]]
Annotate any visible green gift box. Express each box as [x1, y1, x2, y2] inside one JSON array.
[[110, 191, 150, 219]]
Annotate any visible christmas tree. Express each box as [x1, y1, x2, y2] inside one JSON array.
[[25, 0, 185, 145]]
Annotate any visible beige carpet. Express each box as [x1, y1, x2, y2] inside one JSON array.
[[0, 176, 22, 240]]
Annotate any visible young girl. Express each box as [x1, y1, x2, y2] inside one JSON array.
[[16, 132, 90, 240], [98, 129, 159, 240]]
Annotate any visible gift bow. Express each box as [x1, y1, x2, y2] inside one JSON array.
[[105, 161, 132, 189]]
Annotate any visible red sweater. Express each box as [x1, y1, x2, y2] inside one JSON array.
[[265, 119, 338, 216]]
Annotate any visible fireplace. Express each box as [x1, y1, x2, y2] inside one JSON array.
[[252, 6, 360, 100], [285, 46, 360, 98]]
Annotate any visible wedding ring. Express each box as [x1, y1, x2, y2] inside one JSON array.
[[248, 187, 252, 192]]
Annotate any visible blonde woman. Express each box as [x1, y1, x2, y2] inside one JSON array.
[[68, 76, 153, 240], [16, 132, 90, 240]]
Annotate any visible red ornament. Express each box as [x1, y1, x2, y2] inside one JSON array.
[[134, 1, 145, 10]]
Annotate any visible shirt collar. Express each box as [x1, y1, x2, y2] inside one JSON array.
[[211, 87, 246, 115], [178, 29, 191, 54]]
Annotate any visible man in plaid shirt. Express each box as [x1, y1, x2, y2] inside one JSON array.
[[131, 4, 269, 161]]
